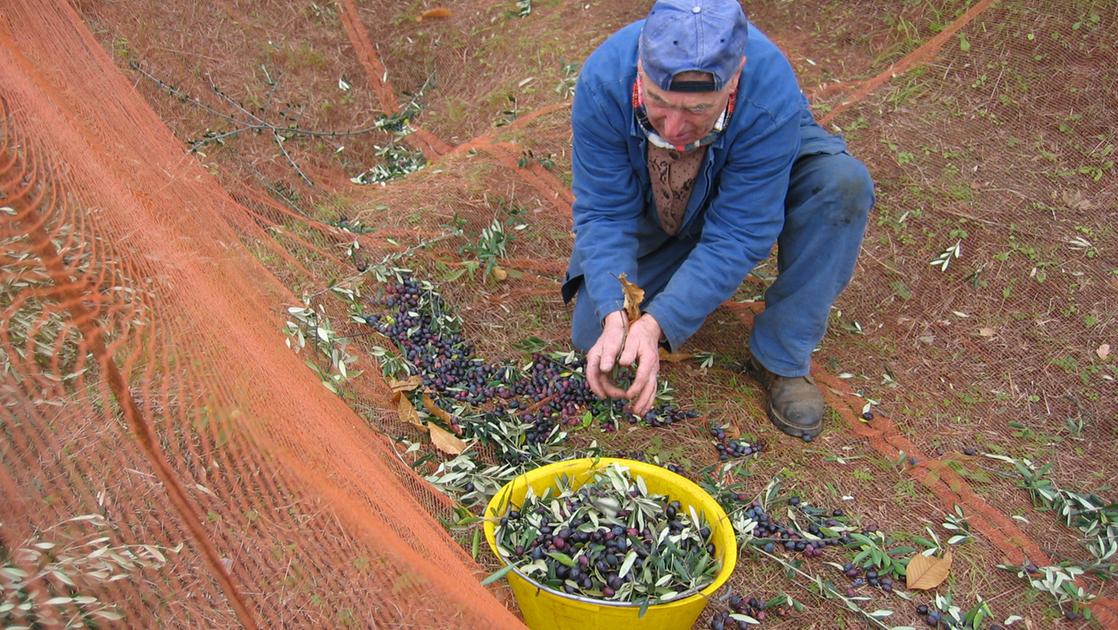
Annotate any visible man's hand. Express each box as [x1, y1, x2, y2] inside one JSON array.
[[619, 314, 661, 415], [585, 311, 662, 416], [585, 311, 629, 400]]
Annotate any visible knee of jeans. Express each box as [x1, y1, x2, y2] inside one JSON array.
[[571, 327, 595, 353], [811, 156, 874, 227], [570, 300, 600, 352]]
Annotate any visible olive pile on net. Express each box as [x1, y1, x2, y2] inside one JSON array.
[[366, 275, 698, 432]]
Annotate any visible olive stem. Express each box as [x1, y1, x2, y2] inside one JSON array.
[[751, 546, 891, 629]]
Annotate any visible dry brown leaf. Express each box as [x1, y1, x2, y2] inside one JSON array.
[[906, 550, 953, 590], [491, 265, 508, 282], [429, 423, 466, 455], [388, 375, 423, 393], [418, 7, 452, 20], [978, 327, 995, 337], [1098, 344, 1111, 360], [395, 393, 424, 427], [524, 394, 557, 415], [658, 348, 691, 363], [618, 273, 644, 324], [422, 393, 455, 425], [1061, 189, 1094, 211]]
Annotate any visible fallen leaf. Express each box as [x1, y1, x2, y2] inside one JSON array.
[[978, 327, 995, 337], [658, 348, 690, 363], [1098, 344, 1111, 360], [1060, 189, 1093, 211], [418, 7, 452, 20], [429, 423, 466, 454], [618, 273, 644, 324], [906, 550, 952, 590], [422, 393, 455, 424], [389, 375, 423, 393], [490, 265, 508, 282], [395, 393, 424, 427]]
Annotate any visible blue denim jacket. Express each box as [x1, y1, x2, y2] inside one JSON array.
[[564, 19, 843, 350]]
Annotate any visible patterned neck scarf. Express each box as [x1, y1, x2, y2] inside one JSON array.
[[632, 73, 737, 152]]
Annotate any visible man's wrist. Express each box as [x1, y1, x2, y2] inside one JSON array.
[[603, 310, 628, 328], [637, 313, 661, 338]]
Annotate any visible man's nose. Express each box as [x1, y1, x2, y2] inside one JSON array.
[[661, 111, 687, 139]]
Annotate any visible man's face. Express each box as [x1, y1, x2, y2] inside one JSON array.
[[639, 63, 742, 147]]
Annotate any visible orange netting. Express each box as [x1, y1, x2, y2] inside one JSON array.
[[3, 0, 1116, 628], [1, 2, 520, 627]]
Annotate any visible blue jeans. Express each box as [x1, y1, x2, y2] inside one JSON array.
[[570, 133, 874, 377]]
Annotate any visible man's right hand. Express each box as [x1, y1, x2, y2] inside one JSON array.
[[585, 311, 629, 400]]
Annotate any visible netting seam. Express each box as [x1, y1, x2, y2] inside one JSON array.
[[337, 0, 453, 161], [818, 0, 1000, 127], [337, 0, 576, 222], [812, 334, 1118, 625]]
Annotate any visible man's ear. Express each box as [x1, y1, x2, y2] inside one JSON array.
[[729, 55, 747, 91]]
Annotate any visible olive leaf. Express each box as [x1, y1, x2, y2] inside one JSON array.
[[906, 550, 953, 590], [480, 561, 519, 586], [618, 550, 638, 578], [618, 273, 644, 324], [547, 551, 575, 567]]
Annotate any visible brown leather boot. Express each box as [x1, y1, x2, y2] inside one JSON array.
[[747, 357, 825, 440]]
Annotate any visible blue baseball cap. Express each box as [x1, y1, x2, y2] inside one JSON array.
[[638, 0, 749, 92]]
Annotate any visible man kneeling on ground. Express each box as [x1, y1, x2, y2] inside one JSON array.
[[563, 0, 875, 440]]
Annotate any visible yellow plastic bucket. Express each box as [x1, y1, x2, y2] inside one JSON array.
[[483, 458, 737, 630]]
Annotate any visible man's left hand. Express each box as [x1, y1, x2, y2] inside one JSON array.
[[617, 314, 662, 416]]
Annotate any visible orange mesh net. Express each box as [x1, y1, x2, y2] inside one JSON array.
[[0, 3, 520, 627], [3, 0, 1117, 628]]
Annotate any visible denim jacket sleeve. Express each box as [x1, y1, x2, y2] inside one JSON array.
[[644, 110, 800, 350], [568, 69, 644, 325]]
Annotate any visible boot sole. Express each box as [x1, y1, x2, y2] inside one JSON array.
[[767, 400, 823, 438]]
